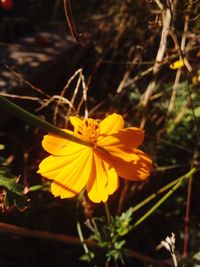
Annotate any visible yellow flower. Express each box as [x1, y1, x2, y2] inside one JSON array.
[[37, 113, 152, 203], [169, 59, 185, 69]]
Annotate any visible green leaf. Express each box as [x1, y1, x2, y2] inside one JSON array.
[[0, 157, 27, 210], [79, 251, 95, 262], [0, 96, 93, 148], [4, 190, 27, 210], [0, 176, 24, 196], [29, 182, 50, 192], [115, 208, 133, 236]]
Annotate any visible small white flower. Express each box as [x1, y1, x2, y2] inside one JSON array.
[[158, 233, 177, 267]]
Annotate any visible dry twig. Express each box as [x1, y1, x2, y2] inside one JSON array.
[[0, 222, 168, 266], [140, 0, 177, 128]]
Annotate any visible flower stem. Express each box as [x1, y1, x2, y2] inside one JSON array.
[[77, 221, 89, 254], [132, 168, 196, 228], [104, 202, 112, 226], [131, 167, 198, 214]]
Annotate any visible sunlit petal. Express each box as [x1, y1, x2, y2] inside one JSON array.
[[99, 113, 124, 136], [51, 150, 93, 198], [38, 155, 72, 179], [87, 154, 119, 203], [87, 155, 108, 203], [70, 116, 82, 130], [96, 148, 152, 181], [43, 133, 88, 156], [104, 163, 119, 195], [38, 142, 91, 179], [98, 127, 144, 150], [42, 129, 74, 155]]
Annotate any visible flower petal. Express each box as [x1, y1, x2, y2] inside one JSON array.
[[96, 148, 152, 181], [38, 147, 93, 198], [87, 154, 108, 203], [105, 164, 119, 195], [99, 113, 124, 135], [70, 116, 82, 130], [38, 142, 87, 179], [98, 127, 144, 150], [38, 155, 72, 179], [87, 154, 119, 203], [42, 129, 74, 156], [51, 150, 93, 198], [43, 132, 88, 156]]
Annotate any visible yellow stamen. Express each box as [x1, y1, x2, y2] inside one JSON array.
[[75, 118, 100, 144]]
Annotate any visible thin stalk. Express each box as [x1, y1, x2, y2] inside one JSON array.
[[183, 150, 198, 256], [77, 221, 98, 267], [104, 202, 112, 226], [183, 173, 193, 257], [131, 168, 198, 214], [132, 168, 196, 228], [77, 221, 90, 254], [172, 253, 178, 267]]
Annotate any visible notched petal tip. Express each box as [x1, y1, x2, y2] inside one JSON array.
[[135, 155, 152, 180], [129, 152, 152, 181], [96, 148, 152, 182], [51, 182, 78, 199]]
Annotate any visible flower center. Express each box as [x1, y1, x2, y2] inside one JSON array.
[[75, 118, 100, 144]]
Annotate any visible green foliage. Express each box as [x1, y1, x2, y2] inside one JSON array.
[[82, 208, 134, 264], [114, 208, 133, 237], [79, 251, 95, 262], [0, 168, 23, 196], [29, 182, 50, 192], [166, 82, 199, 143], [0, 151, 26, 211]]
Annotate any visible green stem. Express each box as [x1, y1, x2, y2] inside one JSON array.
[[104, 202, 112, 226], [131, 167, 198, 214], [132, 168, 196, 228], [77, 222, 97, 266], [77, 221, 89, 254], [0, 96, 93, 147]]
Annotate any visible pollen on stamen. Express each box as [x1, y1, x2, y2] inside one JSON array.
[[76, 118, 100, 144]]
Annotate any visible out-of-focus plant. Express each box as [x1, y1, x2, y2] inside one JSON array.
[[0, 145, 27, 211]]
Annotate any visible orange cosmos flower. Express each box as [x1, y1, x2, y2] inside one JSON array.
[[37, 113, 152, 203]]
